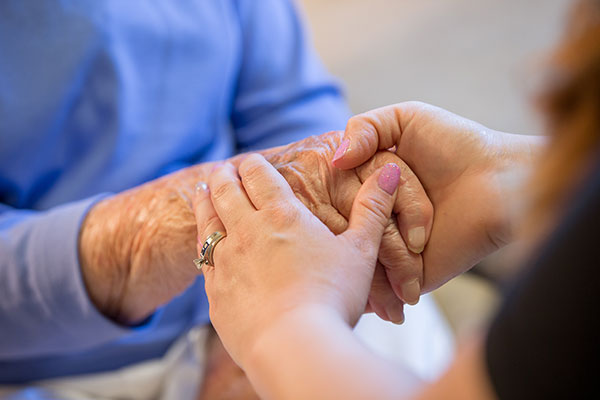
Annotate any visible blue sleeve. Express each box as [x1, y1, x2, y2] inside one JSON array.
[[232, 0, 351, 152], [0, 196, 136, 358]]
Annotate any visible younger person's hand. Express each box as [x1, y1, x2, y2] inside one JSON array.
[[193, 154, 401, 367], [333, 101, 542, 292]]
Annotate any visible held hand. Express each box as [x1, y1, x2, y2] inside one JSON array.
[[333, 101, 542, 292], [78, 130, 434, 325], [79, 170, 204, 324], [193, 154, 401, 367], [266, 131, 433, 321]]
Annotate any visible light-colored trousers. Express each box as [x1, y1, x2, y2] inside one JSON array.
[[1, 294, 452, 400]]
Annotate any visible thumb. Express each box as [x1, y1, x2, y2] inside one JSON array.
[[342, 163, 401, 258], [332, 103, 418, 170]]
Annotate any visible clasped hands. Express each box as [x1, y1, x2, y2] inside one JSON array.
[[79, 128, 431, 325], [194, 102, 542, 368], [80, 101, 539, 353]]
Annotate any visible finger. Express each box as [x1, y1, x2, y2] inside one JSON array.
[[342, 163, 401, 260], [208, 163, 255, 231], [238, 153, 300, 210], [377, 219, 423, 306], [192, 182, 225, 293], [367, 263, 406, 324], [331, 102, 426, 170], [393, 164, 433, 254], [356, 152, 433, 253]]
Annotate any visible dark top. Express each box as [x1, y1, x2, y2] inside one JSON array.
[[485, 163, 600, 399]]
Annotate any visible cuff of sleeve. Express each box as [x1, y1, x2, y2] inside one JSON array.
[[30, 194, 162, 354]]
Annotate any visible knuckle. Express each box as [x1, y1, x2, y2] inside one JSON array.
[[379, 222, 420, 272], [275, 160, 330, 212], [199, 214, 222, 238], [382, 221, 402, 240], [358, 196, 390, 224], [421, 200, 434, 222], [372, 151, 399, 165], [357, 152, 404, 180], [411, 197, 434, 224], [240, 154, 266, 179], [395, 186, 433, 222], [346, 115, 367, 132], [211, 180, 237, 202]]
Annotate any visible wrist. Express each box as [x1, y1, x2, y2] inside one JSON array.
[[488, 132, 547, 245], [240, 304, 408, 400], [243, 304, 346, 371], [78, 162, 214, 323], [78, 195, 127, 321]]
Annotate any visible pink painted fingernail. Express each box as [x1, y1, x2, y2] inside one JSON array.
[[378, 163, 401, 195], [332, 139, 350, 164]]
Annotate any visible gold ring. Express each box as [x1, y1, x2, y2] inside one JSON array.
[[193, 231, 226, 270]]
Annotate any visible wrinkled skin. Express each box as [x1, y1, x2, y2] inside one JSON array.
[[79, 131, 432, 400], [79, 130, 432, 324], [267, 131, 433, 321]]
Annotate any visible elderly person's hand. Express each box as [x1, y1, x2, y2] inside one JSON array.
[[265, 131, 433, 321], [332, 101, 544, 293], [78, 130, 432, 324], [193, 154, 401, 367]]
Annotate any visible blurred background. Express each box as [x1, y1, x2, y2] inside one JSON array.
[[300, 0, 572, 338]]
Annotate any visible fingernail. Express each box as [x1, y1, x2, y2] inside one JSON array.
[[391, 311, 405, 325], [401, 278, 421, 306], [378, 163, 401, 195], [332, 139, 350, 164], [195, 182, 208, 195], [407, 226, 426, 253]]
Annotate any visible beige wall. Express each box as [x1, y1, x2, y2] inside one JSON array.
[[301, 0, 572, 134]]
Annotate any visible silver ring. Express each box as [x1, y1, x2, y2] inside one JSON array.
[[193, 231, 226, 270]]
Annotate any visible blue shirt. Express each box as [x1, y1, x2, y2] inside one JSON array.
[[0, 0, 349, 383]]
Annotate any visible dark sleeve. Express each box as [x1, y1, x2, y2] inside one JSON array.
[[485, 165, 600, 399]]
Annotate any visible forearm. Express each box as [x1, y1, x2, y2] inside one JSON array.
[[241, 306, 496, 400], [243, 306, 420, 400], [79, 146, 286, 323], [78, 165, 207, 323]]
